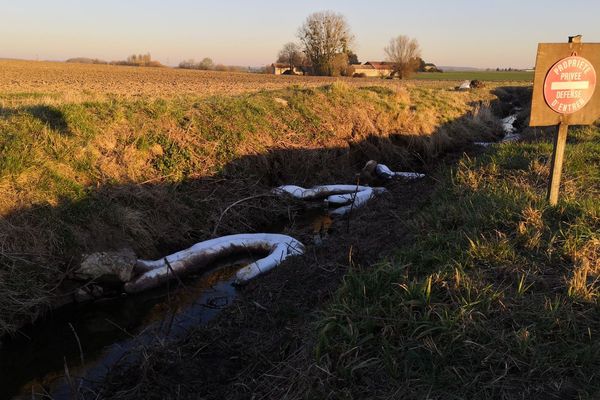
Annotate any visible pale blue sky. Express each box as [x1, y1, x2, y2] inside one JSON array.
[[1, 0, 599, 68]]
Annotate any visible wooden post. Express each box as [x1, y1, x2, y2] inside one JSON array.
[[547, 121, 569, 205]]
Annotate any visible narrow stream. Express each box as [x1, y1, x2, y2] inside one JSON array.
[[0, 255, 265, 400], [500, 107, 523, 142], [0, 105, 509, 398], [0, 88, 523, 399], [1, 202, 335, 400], [475, 106, 522, 147], [0, 163, 418, 399]]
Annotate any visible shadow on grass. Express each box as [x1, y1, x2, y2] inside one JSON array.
[[26, 105, 71, 135], [0, 104, 72, 135]]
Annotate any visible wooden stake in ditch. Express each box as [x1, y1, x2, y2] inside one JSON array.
[[530, 36, 600, 205]]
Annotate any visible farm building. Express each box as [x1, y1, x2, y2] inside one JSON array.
[[269, 63, 307, 75], [423, 63, 442, 72], [270, 61, 397, 77], [349, 61, 395, 77]]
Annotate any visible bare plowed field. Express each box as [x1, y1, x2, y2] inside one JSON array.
[[0, 60, 381, 98], [0, 59, 468, 100]]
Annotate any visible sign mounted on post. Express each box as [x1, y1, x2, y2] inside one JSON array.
[[530, 36, 600, 205], [543, 56, 596, 114], [531, 38, 600, 127]]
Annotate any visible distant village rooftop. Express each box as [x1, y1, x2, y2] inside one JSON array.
[[270, 61, 396, 76]]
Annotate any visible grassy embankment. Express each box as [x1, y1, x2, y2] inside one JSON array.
[[312, 124, 600, 398], [0, 82, 501, 335]]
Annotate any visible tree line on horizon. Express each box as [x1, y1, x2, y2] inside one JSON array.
[[67, 53, 163, 67], [178, 57, 249, 72], [275, 10, 437, 78], [67, 53, 251, 72]]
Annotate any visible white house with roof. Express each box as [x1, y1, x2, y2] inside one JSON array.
[[349, 61, 395, 77], [269, 60, 396, 77]]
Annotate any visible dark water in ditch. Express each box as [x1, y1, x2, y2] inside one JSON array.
[[0, 204, 331, 400], [0, 255, 264, 400]]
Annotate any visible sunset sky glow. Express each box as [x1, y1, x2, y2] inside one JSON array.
[[2, 0, 600, 68]]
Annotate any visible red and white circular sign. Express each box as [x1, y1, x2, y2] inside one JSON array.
[[544, 55, 596, 114]]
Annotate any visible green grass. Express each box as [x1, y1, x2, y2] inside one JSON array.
[[315, 126, 600, 399], [415, 70, 534, 81]]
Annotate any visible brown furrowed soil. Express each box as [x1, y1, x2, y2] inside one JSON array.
[[0, 59, 519, 101], [0, 60, 392, 99]]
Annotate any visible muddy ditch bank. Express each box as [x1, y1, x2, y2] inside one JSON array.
[[91, 92, 529, 399], [1, 174, 433, 399], [90, 177, 437, 400], [1, 166, 431, 399], [0, 86, 529, 399]]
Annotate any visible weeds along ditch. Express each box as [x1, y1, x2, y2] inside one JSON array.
[[0, 82, 527, 398], [307, 124, 600, 400]]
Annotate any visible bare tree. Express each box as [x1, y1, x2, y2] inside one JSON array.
[[179, 59, 196, 69], [298, 11, 354, 76], [126, 52, 152, 66], [178, 57, 214, 70], [384, 35, 421, 79], [199, 57, 214, 70], [277, 42, 304, 73]]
